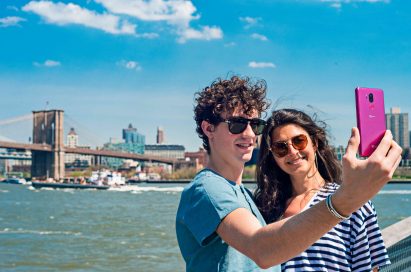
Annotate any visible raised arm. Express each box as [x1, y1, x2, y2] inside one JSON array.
[[217, 128, 402, 269]]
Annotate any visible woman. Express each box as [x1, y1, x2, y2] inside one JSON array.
[[255, 108, 390, 271]]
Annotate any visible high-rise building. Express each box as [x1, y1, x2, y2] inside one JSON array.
[[123, 123, 145, 144], [157, 127, 164, 144], [103, 124, 145, 168], [386, 107, 409, 149]]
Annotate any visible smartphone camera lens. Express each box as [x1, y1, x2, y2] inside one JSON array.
[[368, 93, 374, 103]]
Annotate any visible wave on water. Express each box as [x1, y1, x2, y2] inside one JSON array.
[[0, 228, 82, 236], [27, 186, 99, 193], [108, 185, 184, 193], [136, 254, 160, 259], [379, 190, 411, 195], [0, 189, 9, 193]]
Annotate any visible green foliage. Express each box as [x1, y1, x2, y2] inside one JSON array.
[[163, 167, 198, 180], [393, 167, 411, 179], [243, 165, 256, 180]]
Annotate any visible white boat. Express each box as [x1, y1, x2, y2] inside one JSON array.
[[2, 177, 28, 185], [89, 170, 126, 186]]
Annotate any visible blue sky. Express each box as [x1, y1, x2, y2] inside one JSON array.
[[0, 0, 410, 151]]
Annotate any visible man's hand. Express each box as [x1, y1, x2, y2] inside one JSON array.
[[333, 128, 402, 215]]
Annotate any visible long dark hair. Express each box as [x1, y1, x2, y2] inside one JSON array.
[[254, 108, 342, 223]]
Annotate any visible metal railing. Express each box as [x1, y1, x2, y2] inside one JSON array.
[[381, 217, 411, 271]]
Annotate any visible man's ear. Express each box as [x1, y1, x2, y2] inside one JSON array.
[[201, 120, 215, 138]]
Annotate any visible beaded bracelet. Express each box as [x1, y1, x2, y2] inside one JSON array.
[[325, 194, 350, 220]]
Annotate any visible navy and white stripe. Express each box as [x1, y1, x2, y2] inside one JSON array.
[[281, 183, 390, 272]]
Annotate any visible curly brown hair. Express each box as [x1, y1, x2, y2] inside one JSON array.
[[194, 75, 270, 153]]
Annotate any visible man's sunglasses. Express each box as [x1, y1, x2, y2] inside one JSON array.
[[270, 134, 308, 157], [220, 117, 266, 135]]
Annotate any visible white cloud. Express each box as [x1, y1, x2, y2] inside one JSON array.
[[251, 33, 268, 41], [34, 59, 61, 67], [95, 0, 222, 42], [22, 1, 136, 35], [117, 60, 142, 71], [7, 6, 20, 12], [248, 61, 276, 69], [95, 0, 198, 25], [331, 3, 342, 9], [224, 42, 236, 47], [0, 16, 26, 27], [136, 32, 159, 39], [177, 25, 223, 43], [239, 16, 261, 29], [320, 0, 390, 9], [22, 0, 222, 42]]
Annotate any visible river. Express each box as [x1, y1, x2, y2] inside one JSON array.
[[0, 183, 410, 271]]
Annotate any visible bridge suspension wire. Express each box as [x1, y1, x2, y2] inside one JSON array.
[[0, 114, 32, 143], [0, 114, 32, 126], [64, 114, 106, 148]]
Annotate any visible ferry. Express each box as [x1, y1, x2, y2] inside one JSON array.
[[31, 181, 109, 190], [89, 169, 126, 186]]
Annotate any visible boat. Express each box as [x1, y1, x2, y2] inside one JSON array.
[[89, 169, 126, 186], [2, 177, 29, 185], [31, 181, 109, 190]]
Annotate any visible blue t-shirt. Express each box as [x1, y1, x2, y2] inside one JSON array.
[[176, 169, 280, 272]]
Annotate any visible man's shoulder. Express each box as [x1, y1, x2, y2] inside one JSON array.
[[185, 169, 232, 190], [181, 169, 238, 204]]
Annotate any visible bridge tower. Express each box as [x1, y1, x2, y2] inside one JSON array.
[[31, 110, 65, 180]]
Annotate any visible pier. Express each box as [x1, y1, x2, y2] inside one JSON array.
[[381, 217, 411, 271]]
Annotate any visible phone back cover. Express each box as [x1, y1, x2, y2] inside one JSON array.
[[355, 87, 386, 157]]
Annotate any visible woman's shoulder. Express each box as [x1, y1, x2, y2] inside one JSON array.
[[318, 182, 339, 196]]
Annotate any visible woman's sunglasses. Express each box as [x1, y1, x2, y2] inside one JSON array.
[[220, 117, 266, 135], [270, 134, 309, 157]]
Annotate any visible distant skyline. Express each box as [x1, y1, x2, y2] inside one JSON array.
[[1, 0, 410, 151]]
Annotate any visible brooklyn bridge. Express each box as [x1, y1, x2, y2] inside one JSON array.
[[0, 110, 176, 180]]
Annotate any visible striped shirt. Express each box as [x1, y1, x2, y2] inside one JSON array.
[[281, 183, 390, 272]]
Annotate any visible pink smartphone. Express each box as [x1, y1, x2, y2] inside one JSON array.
[[355, 87, 386, 157]]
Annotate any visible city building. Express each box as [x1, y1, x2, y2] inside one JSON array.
[[386, 107, 410, 149], [123, 123, 145, 145], [66, 127, 78, 148], [334, 145, 346, 161], [144, 144, 185, 159], [157, 127, 165, 144], [184, 148, 208, 170], [65, 128, 92, 168], [0, 148, 31, 176], [143, 144, 185, 175], [102, 124, 145, 168]]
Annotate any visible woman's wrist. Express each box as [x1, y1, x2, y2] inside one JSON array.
[[330, 188, 356, 217], [325, 194, 350, 220]]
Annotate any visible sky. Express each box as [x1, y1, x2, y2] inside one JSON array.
[[0, 0, 410, 151]]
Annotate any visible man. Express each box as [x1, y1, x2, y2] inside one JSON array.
[[176, 76, 402, 271]]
